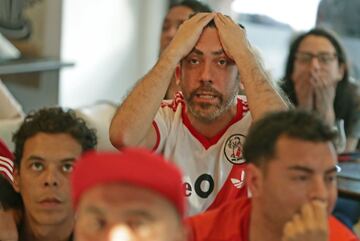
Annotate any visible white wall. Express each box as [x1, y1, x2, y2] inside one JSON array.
[[245, 22, 293, 81], [60, 0, 167, 108]]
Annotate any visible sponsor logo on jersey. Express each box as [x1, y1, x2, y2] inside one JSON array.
[[224, 134, 246, 164]]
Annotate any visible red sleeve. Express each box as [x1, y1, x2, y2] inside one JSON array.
[[329, 216, 360, 241], [151, 121, 160, 151]]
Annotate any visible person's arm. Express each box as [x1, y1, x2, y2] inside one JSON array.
[[213, 14, 288, 121], [109, 13, 216, 149]]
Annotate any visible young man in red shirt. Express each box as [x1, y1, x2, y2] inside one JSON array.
[[188, 110, 359, 241]]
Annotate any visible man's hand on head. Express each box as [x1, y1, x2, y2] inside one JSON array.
[[214, 13, 250, 61], [163, 12, 215, 62], [282, 200, 328, 241]]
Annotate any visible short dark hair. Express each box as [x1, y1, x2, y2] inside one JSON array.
[[170, 0, 212, 13], [243, 110, 337, 166], [13, 107, 97, 168], [280, 28, 350, 106]]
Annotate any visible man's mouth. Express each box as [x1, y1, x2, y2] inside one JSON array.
[[38, 197, 63, 208], [196, 93, 217, 99]]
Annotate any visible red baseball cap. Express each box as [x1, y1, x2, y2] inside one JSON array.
[[0, 139, 14, 183], [71, 148, 185, 217]]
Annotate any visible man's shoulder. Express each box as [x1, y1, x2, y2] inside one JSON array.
[[187, 198, 251, 241], [329, 215, 360, 241]]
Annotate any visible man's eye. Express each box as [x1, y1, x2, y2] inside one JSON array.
[[62, 163, 74, 173], [218, 59, 228, 66], [30, 162, 44, 171], [86, 218, 106, 232], [325, 175, 337, 183], [292, 175, 309, 181], [188, 58, 199, 65], [128, 219, 146, 230]]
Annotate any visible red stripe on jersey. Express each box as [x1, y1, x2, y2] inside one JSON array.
[[160, 92, 185, 111], [152, 121, 161, 151], [206, 163, 248, 211], [0, 157, 14, 183], [0, 139, 14, 183]]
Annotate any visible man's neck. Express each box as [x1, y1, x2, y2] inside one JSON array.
[[20, 215, 73, 241], [187, 102, 238, 139], [249, 204, 284, 241]]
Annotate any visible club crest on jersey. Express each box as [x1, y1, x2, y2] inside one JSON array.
[[224, 134, 246, 164]]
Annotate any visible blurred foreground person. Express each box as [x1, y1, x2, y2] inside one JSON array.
[[72, 149, 186, 241]]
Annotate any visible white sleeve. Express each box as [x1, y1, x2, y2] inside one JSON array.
[[153, 105, 173, 153]]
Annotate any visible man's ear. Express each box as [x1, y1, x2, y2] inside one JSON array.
[[175, 64, 181, 85], [246, 163, 263, 198], [12, 168, 21, 193]]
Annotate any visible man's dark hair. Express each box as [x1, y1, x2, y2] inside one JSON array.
[[280, 28, 350, 106], [13, 107, 97, 168], [243, 110, 337, 167], [170, 0, 212, 13]]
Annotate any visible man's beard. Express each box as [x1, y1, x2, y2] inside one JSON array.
[[185, 85, 238, 123]]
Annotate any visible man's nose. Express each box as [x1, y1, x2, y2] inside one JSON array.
[[200, 61, 213, 84], [43, 168, 60, 187], [309, 56, 321, 70], [309, 176, 328, 202], [108, 225, 137, 241]]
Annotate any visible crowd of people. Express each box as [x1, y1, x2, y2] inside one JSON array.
[[0, 1, 359, 240]]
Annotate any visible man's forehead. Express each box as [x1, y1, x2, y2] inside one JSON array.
[[191, 27, 224, 54], [81, 183, 170, 209], [21, 133, 81, 163], [270, 137, 337, 171]]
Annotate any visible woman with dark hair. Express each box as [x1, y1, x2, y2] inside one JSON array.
[[280, 27, 360, 231], [280, 28, 360, 152]]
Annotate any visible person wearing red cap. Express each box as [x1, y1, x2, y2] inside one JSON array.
[[72, 149, 186, 241], [187, 110, 359, 241], [0, 107, 97, 241]]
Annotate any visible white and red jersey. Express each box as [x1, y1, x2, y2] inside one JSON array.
[[152, 92, 252, 216]]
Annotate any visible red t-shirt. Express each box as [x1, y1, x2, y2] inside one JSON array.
[[187, 198, 359, 241]]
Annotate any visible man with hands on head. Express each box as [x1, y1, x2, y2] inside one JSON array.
[[187, 110, 359, 241], [110, 12, 288, 215]]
